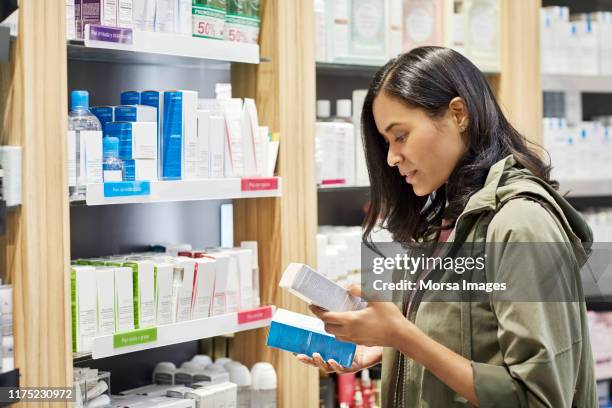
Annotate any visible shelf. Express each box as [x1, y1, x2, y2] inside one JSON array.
[[67, 26, 260, 67], [318, 185, 370, 193], [71, 177, 282, 206], [542, 74, 612, 93], [316, 61, 500, 78], [76, 305, 275, 360], [559, 179, 612, 198]]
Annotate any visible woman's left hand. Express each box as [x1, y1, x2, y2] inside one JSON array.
[[309, 285, 416, 349]]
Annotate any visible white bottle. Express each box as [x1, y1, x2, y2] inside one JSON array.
[[251, 362, 277, 408], [333, 100, 355, 186], [68, 90, 102, 200], [226, 362, 252, 408]]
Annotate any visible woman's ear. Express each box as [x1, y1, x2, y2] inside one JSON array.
[[449, 97, 469, 131]]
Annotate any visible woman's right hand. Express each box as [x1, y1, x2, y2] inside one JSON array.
[[295, 345, 383, 374]]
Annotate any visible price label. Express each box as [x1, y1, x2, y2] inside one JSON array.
[[237, 306, 273, 325], [241, 177, 279, 192]]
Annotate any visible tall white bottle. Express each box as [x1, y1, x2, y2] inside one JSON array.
[[68, 90, 102, 200], [251, 362, 277, 408]]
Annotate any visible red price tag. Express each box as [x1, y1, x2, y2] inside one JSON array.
[[241, 177, 279, 191], [237, 306, 273, 325]]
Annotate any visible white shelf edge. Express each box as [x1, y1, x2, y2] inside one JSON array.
[[559, 179, 612, 198], [81, 26, 260, 64], [89, 305, 275, 359], [542, 74, 612, 93], [83, 177, 282, 205]]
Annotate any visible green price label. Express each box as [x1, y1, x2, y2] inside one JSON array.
[[113, 327, 158, 348]]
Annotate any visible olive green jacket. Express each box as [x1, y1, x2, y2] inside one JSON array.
[[381, 155, 598, 408]]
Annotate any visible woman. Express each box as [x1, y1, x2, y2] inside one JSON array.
[[297, 47, 597, 407]]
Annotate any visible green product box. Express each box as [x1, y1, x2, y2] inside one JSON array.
[[193, 0, 227, 39]]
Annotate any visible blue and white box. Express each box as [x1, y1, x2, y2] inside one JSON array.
[[123, 159, 158, 181], [120, 91, 141, 105], [115, 105, 158, 123], [141, 91, 165, 175], [162, 91, 198, 180], [266, 308, 356, 368], [106, 122, 157, 160], [90, 106, 115, 133]]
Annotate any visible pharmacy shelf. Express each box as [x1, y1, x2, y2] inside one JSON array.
[[542, 74, 612, 93], [559, 179, 612, 198], [67, 27, 260, 67], [316, 62, 500, 78], [77, 305, 275, 360], [318, 185, 370, 193], [75, 177, 282, 206]]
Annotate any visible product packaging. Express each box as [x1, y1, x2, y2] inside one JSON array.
[[198, 99, 226, 178], [219, 99, 245, 177], [267, 308, 357, 367], [280, 263, 367, 312], [121, 91, 142, 105], [94, 267, 116, 336], [155, 0, 176, 32], [154, 261, 174, 325], [173, 257, 196, 322], [118, 0, 134, 28], [81, 130, 104, 185], [192, 0, 227, 40], [402, 0, 442, 51], [106, 122, 157, 160], [71, 266, 97, 353], [123, 159, 158, 181], [191, 257, 217, 319], [133, 0, 156, 31], [124, 260, 156, 329], [115, 105, 158, 123], [162, 91, 198, 180], [115, 266, 136, 332], [225, 0, 260, 43], [90, 106, 115, 133], [67, 0, 77, 40]]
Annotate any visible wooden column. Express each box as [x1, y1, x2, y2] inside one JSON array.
[[498, 0, 543, 145], [0, 0, 72, 400], [230, 0, 319, 407]]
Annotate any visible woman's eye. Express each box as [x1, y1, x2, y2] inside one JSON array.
[[395, 133, 407, 143]]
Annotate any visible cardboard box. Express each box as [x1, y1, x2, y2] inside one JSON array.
[[115, 105, 158, 123], [280, 263, 367, 312], [191, 257, 216, 319], [267, 308, 357, 367], [124, 260, 156, 329], [71, 266, 97, 353], [115, 266, 135, 332], [107, 121, 157, 160], [124, 159, 158, 181], [95, 267, 116, 336], [161, 91, 198, 180]]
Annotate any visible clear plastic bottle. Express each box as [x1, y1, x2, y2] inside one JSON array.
[[68, 90, 102, 199], [102, 136, 124, 182]]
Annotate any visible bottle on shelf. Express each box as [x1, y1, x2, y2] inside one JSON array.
[[102, 136, 124, 182], [68, 90, 102, 200], [333, 99, 355, 186], [251, 362, 277, 408]]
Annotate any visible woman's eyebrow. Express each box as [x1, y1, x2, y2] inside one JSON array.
[[385, 122, 401, 132]]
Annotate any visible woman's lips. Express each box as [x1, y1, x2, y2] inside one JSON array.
[[405, 170, 417, 183]]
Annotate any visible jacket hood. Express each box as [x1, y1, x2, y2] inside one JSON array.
[[457, 155, 593, 250]]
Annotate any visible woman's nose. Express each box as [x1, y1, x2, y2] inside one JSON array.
[[387, 148, 401, 168]]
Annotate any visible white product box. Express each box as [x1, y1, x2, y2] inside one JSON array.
[[349, 0, 388, 63], [186, 382, 237, 408], [67, 0, 76, 40], [101, 0, 118, 27], [154, 262, 174, 325], [0, 146, 22, 207], [233, 248, 254, 310], [115, 396, 196, 408], [257, 126, 270, 178], [124, 260, 156, 329], [196, 110, 211, 179], [220, 99, 245, 177], [387, 0, 403, 58], [280, 263, 367, 312], [176, 0, 192, 35], [207, 253, 230, 316], [95, 267, 116, 336], [209, 114, 226, 178], [155, 0, 176, 32], [192, 257, 216, 319], [71, 266, 97, 353], [352, 89, 369, 186], [326, 0, 350, 61], [210, 251, 240, 313], [174, 257, 196, 322], [465, 0, 501, 72], [81, 130, 104, 185], [115, 266, 135, 332], [114, 105, 157, 123], [133, 0, 156, 31], [115, 122, 157, 160], [314, 0, 327, 62], [242, 99, 259, 177], [124, 158, 158, 181], [118, 0, 134, 28]]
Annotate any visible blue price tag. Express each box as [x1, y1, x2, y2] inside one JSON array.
[[103, 181, 151, 198]]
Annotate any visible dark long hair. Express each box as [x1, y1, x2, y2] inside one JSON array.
[[362, 46, 555, 245]]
